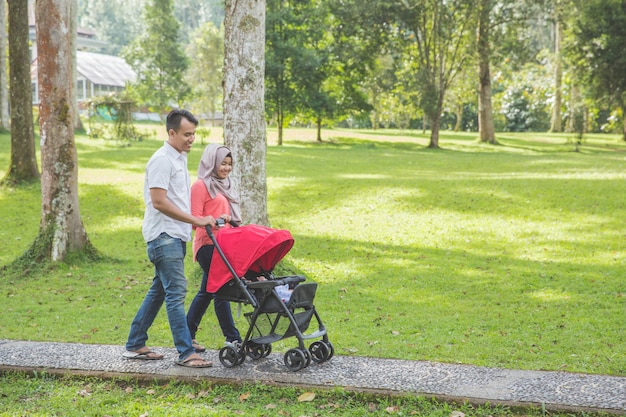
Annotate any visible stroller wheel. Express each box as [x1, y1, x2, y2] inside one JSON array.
[[245, 342, 265, 360], [309, 341, 329, 363], [303, 348, 312, 368], [219, 345, 242, 368], [261, 343, 272, 358], [284, 348, 306, 371], [324, 341, 335, 361], [236, 347, 246, 365]]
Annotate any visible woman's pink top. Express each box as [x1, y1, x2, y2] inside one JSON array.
[[190, 178, 232, 261]]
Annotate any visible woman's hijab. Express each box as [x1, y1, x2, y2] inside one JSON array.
[[197, 144, 242, 223]]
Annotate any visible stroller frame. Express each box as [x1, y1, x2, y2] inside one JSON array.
[[207, 224, 333, 371]]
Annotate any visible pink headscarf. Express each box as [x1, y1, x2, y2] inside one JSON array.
[[197, 144, 242, 224]]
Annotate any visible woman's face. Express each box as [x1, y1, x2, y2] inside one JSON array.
[[216, 156, 233, 179]]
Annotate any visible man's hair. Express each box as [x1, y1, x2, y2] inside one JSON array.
[[166, 109, 199, 132]]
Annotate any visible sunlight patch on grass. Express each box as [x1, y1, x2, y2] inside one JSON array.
[[79, 168, 144, 186], [528, 289, 572, 302], [92, 215, 142, 231], [338, 173, 391, 180]]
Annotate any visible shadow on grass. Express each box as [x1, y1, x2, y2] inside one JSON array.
[[286, 231, 625, 373], [0, 181, 145, 274]]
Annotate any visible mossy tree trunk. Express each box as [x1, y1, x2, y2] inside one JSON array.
[[223, 0, 268, 226], [70, 0, 84, 132], [4, 0, 39, 184], [33, 0, 91, 262], [0, 0, 9, 131]]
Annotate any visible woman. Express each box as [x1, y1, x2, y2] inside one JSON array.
[[186, 144, 242, 352]]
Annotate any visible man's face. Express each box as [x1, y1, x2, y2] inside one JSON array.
[[168, 118, 196, 153]]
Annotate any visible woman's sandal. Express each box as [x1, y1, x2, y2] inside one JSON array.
[[176, 354, 213, 368], [192, 339, 206, 352]]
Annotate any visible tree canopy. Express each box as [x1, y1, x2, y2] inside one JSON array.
[[123, 0, 190, 115]]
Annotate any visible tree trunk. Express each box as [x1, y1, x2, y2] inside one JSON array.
[[454, 104, 463, 132], [477, 0, 496, 144], [5, 0, 39, 185], [223, 0, 268, 226], [427, 93, 443, 148], [428, 114, 440, 149], [316, 116, 322, 142], [0, 0, 9, 131], [567, 85, 580, 133], [34, 0, 92, 262], [277, 107, 283, 146], [550, 4, 563, 133], [70, 0, 84, 131], [371, 89, 379, 130]]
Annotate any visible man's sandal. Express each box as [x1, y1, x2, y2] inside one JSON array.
[[176, 354, 213, 368], [123, 349, 164, 360]]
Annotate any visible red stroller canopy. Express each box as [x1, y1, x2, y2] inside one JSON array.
[[206, 224, 295, 293]]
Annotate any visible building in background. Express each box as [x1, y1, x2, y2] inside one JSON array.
[[28, 5, 135, 105], [31, 51, 136, 105]]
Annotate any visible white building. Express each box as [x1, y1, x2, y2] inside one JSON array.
[[31, 51, 136, 105], [29, 6, 135, 105]]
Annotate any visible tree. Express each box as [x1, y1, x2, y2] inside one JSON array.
[[4, 0, 39, 185], [549, 0, 564, 132], [475, 0, 550, 142], [173, 0, 224, 43], [387, 0, 478, 148], [185, 21, 224, 125], [223, 0, 268, 226], [77, 0, 225, 54], [446, 66, 477, 132], [363, 54, 396, 130], [124, 0, 189, 117], [289, 0, 337, 142], [0, 0, 9, 131], [31, 0, 93, 262], [265, 0, 304, 145], [77, 0, 145, 55], [477, 0, 496, 143], [568, 0, 626, 141]]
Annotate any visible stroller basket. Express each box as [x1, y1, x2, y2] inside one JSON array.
[[251, 279, 317, 313], [246, 282, 318, 343], [287, 282, 317, 309]]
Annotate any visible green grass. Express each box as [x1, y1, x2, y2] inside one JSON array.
[[1, 128, 625, 373], [2, 371, 578, 417], [2, 128, 625, 374], [1, 127, 625, 414]]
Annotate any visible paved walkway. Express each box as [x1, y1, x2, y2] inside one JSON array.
[[0, 339, 624, 414]]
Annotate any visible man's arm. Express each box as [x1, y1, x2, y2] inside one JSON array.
[[150, 188, 215, 228]]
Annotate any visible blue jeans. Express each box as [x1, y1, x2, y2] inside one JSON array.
[[187, 245, 241, 343], [126, 233, 195, 361]]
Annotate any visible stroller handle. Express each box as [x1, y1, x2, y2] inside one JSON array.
[[215, 217, 239, 228]]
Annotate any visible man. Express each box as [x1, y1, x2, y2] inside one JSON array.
[[123, 109, 215, 368]]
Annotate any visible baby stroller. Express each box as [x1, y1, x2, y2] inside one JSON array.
[[206, 221, 333, 372]]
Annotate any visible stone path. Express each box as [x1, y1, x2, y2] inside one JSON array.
[[0, 339, 624, 414]]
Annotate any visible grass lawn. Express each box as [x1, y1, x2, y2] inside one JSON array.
[[1, 126, 625, 380], [0, 371, 544, 417]]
